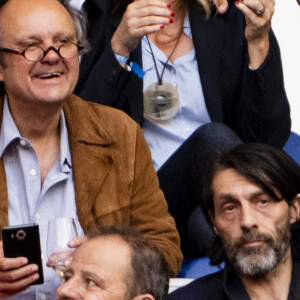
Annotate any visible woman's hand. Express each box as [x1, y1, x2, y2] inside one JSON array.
[[111, 0, 174, 56], [235, 0, 274, 69], [214, 0, 229, 14]]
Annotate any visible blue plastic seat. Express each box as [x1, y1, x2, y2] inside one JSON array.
[[283, 131, 300, 165]]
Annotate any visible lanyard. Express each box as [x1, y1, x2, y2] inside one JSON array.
[[146, 34, 181, 85]]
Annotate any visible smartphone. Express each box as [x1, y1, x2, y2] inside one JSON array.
[[2, 223, 44, 285]]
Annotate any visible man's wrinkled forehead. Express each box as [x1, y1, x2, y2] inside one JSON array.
[[0, 0, 75, 41]]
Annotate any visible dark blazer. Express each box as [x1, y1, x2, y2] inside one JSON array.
[[168, 259, 300, 300], [75, 0, 291, 148]]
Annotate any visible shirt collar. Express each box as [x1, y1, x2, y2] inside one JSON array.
[[0, 95, 72, 171], [0, 95, 21, 157]]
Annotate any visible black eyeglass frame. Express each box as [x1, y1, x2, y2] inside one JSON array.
[[0, 42, 84, 62]]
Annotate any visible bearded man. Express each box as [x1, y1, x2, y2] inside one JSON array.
[[169, 143, 300, 300]]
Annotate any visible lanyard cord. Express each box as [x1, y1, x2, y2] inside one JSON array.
[[146, 33, 181, 85]]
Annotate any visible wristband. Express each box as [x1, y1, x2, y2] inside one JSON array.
[[114, 52, 129, 64], [114, 52, 145, 79]]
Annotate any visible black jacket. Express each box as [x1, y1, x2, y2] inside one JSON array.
[[168, 259, 300, 300], [75, 0, 291, 148]]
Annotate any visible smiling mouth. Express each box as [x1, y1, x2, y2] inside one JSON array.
[[36, 72, 62, 79]]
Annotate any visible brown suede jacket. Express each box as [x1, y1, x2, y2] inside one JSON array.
[[0, 92, 182, 275]]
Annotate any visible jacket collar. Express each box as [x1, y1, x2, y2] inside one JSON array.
[[0, 90, 116, 234], [63, 94, 116, 231], [63, 94, 114, 146]]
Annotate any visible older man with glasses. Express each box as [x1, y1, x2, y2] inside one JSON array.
[[0, 0, 182, 299]]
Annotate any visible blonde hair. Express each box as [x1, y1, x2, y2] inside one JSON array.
[[196, 0, 214, 19], [173, 0, 214, 20]]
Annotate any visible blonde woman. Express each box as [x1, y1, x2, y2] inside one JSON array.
[[75, 0, 290, 257]]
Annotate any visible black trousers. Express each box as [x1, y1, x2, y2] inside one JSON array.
[[157, 123, 242, 256]]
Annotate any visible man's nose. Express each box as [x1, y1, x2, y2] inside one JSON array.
[[56, 277, 82, 300], [240, 203, 258, 230], [42, 47, 61, 62]]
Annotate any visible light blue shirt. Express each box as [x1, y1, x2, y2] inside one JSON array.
[[142, 14, 211, 170], [0, 97, 84, 300]]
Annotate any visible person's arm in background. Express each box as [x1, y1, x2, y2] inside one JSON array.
[[75, 0, 173, 119], [214, 0, 290, 147], [234, 0, 290, 147]]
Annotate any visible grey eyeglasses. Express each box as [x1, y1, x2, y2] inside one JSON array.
[[0, 42, 84, 62]]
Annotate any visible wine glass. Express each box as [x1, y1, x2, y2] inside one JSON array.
[[47, 217, 78, 281]]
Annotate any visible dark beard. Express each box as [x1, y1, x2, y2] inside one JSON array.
[[223, 219, 291, 278]]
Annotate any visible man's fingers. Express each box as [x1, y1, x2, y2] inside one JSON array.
[[0, 257, 28, 272], [0, 263, 38, 281], [0, 271, 39, 298], [68, 236, 88, 248]]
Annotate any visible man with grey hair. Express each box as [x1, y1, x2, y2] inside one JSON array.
[[0, 0, 182, 299], [56, 225, 170, 300]]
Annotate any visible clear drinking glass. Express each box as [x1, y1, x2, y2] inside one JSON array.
[[47, 217, 78, 281]]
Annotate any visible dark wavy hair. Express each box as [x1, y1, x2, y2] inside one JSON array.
[[200, 143, 300, 266]]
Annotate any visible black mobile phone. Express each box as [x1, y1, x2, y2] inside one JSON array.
[[2, 223, 44, 285]]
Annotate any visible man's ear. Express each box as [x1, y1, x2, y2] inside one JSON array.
[[132, 294, 155, 300], [289, 194, 300, 224], [209, 210, 219, 236]]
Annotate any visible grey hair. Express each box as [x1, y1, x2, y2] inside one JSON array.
[[87, 225, 170, 300], [58, 0, 90, 54]]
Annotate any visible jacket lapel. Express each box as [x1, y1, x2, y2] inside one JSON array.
[[0, 89, 8, 237], [0, 89, 9, 236], [189, 0, 224, 122], [63, 95, 115, 231]]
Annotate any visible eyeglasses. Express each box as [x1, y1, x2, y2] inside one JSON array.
[[0, 42, 84, 62]]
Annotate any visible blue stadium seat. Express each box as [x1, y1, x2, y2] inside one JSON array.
[[283, 131, 300, 165]]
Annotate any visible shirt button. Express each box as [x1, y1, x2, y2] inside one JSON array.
[[30, 169, 37, 176], [19, 139, 26, 146], [35, 213, 40, 220], [40, 293, 47, 300]]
